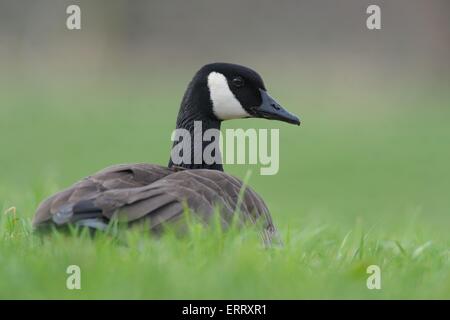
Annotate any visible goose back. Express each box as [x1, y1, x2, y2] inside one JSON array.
[[33, 164, 280, 245]]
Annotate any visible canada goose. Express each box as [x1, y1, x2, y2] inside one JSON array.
[[33, 63, 300, 244]]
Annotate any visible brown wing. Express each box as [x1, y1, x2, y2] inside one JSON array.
[[33, 163, 174, 226], [33, 165, 280, 245], [149, 170, 280, 244]]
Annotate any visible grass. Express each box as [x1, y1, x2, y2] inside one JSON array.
[[0, 72, 449, 299]]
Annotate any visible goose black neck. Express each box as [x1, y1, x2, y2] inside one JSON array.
[[168, 78, 223, 171]]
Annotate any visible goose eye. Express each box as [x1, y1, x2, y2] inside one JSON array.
[[231, 77, 244, 88]]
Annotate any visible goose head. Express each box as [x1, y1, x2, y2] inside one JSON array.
[[171, 63, 300, 171], [180, 62, 300, 126]]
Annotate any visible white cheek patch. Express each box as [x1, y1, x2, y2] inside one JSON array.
[[207, 72, 250, 120]]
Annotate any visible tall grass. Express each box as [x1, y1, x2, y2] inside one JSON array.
[[0, 75, 449, 299]]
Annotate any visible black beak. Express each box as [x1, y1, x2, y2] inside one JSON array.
[[253, 89, 301, 125]]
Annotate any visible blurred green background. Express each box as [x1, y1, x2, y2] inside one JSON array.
[[0, 0, 449, 299]]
